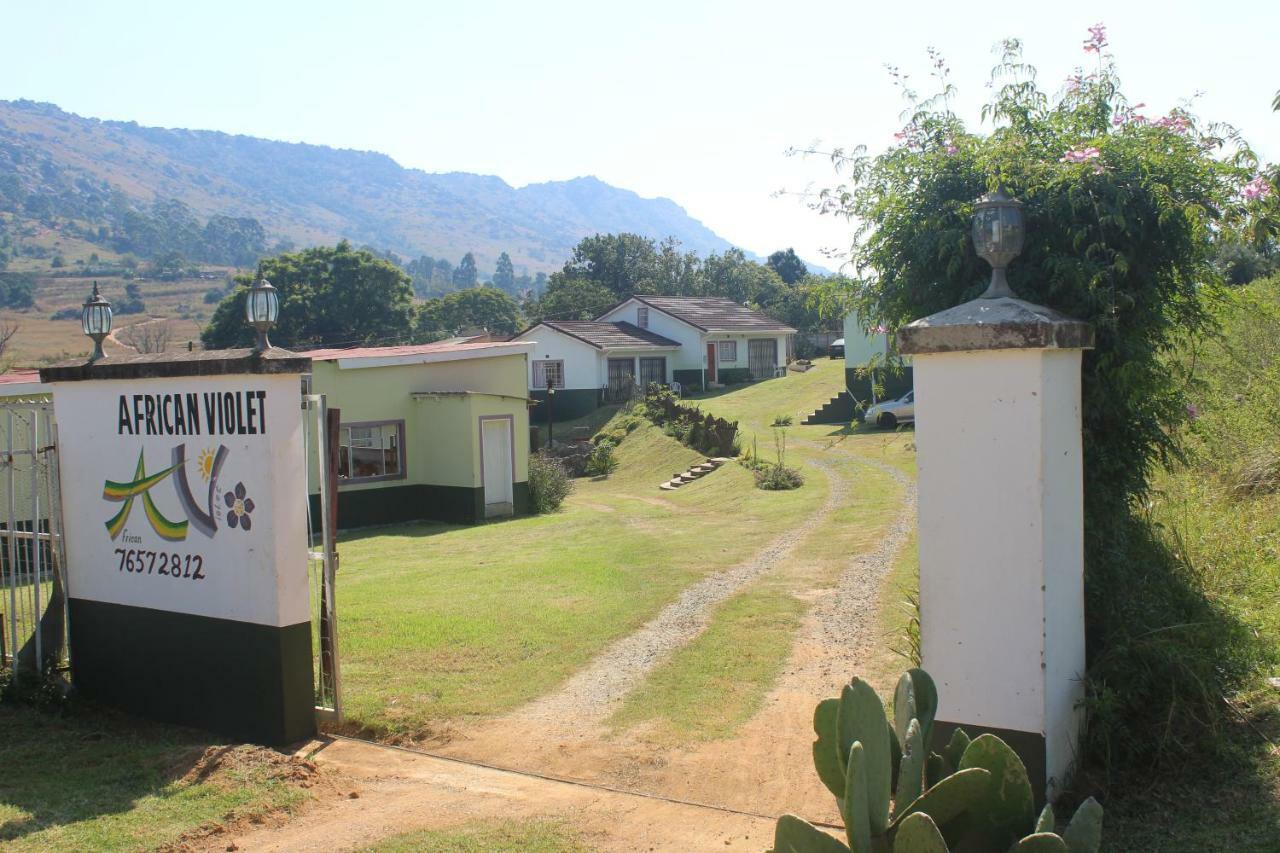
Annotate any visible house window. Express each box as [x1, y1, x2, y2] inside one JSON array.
[[717, 341, 738, 364], [532, 359, 565, 389], [637, 306, 649, 329], [338, 421, 405, 483]]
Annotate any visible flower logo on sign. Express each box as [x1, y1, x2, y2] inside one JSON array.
[[224, 482, 255, 531]]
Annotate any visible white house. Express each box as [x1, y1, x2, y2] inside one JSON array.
[[513, 295, 796, 421], [598, 295, 794, 386], [511, 320, 682, 421]]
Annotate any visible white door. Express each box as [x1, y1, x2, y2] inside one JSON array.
[[481, 418, 514, 517]]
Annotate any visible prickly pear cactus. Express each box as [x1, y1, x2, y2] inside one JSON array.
[[781, 669, 1105, 853]]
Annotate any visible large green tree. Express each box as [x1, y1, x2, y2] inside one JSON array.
[[526, 275, 616, 322], [560, 233, 658, 299], [766, 247, 808, 284], [202, 241, 415, 349], [420, 286, 521, 336], [452, 252, 478, 287], [818, 31, 1276, 768], [492, 251, 515, 291]]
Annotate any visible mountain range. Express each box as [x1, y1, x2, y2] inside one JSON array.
[[0, 99, 743, 274]]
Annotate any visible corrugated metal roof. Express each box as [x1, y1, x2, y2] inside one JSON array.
[[620, 296, 796, 333], [303, 340, 530, 361], [538, 321, 681, 350], [0, 369, 43, 386]]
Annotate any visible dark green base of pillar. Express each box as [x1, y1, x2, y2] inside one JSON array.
[[68, 598, 315, 746], [932, 719, 1048, 806]]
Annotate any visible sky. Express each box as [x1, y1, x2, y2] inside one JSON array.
[[2, 0, 1276, 269]]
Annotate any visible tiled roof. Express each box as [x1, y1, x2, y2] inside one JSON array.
[[537, 321, 681, 350], [623, 296, 796, 333], [303, 340, 530, 361]]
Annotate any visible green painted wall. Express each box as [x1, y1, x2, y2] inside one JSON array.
[[309, 354, 531, 524]]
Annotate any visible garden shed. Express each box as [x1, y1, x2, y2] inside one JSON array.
[[304, 339, 534, 527]]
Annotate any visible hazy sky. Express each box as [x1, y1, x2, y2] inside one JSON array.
[[3, 1, 1276, 267]]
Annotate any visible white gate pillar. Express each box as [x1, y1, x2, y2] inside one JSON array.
[[897, 296, 1093, 800]]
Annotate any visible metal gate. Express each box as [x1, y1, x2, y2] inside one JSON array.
[[749, 338, 778, 380], [0, 402, 69, 681], [302, 394, 342, 723]]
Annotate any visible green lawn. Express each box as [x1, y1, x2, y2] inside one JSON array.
[[0, 704, 311, 851], [335, 359, 917, 741], [336, 417, 824, 737]]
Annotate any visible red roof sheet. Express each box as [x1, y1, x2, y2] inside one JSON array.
[[0, 369, 43, 386], [302, 340, 529, 361]]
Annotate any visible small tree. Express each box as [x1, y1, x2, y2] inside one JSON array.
[[118, 320, 172, 354]]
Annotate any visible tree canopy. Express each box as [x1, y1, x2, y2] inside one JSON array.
[[766, 247, 808, 284], [419, 286, 521, 337], [202, 241, 415, 349]]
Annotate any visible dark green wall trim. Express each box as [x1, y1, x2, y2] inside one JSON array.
[[932, 719, 1048, 806], [845, 366, 914, 409], [513, 481, 530, 515], [68, 597, 314, 746], [529, 388, 600, 423], [673, 369, 704, 391], [311, 482, 505, 530]]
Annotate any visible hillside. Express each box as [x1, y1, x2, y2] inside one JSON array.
[[0, 99, 739, 275]]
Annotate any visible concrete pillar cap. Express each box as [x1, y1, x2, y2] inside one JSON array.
[[897, 296, 1094, 355]]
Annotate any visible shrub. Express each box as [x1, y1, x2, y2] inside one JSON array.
[[50, 306, 79, 321], [528, 452, 573, 513], [771, 413, 794, 427], [753, 463, 804, 490], [584, 443, 618, 477], [816, 26, 1278, 772]]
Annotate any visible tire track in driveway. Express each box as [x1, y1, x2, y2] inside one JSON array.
[[508, 455, 850, 729]]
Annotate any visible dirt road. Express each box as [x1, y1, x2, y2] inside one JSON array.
[[216, 441, 914, 850]]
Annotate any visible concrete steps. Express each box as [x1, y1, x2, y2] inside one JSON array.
[[803, 390, 858, 425], [659, 457, 733, 490]]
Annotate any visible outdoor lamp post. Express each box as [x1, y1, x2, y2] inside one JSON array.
[[81, 281, 112, 362], [245, 275, 280, 351], [972, 189, 1026, 299], [547, 386, 556, 447]]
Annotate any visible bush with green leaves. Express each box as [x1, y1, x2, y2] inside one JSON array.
[[776, 668, 1103, 852], [810, 25, 1277, 771], [584, 443, 619, 478], [527, 452, 573, 514]]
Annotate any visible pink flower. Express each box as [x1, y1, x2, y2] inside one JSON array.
[[1242, 176, 1274, 201], [944, 139, 958, 155], [1186, 403, 1199, 421], [1060, 146, 1102, 164], [1083, 23, 1108, 53], [1066, 74, 1084, 92]]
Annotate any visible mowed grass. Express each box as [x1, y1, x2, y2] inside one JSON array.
[[336, 418, 825, 738], [361, 818, 591, 852], [609, 454, 906, 741], [0, 704, 310, 851]]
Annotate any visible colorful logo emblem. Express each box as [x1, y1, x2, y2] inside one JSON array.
[[103, 443, 241, 541]]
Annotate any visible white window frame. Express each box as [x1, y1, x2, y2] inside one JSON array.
[[717, 340, 738, 364], [338, 420, 406, 484], [532, 359, 565, 389], [637, 306, 650, 329]]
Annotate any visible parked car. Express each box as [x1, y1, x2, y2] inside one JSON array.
[[864, 389, 914, 428], [828, 338, 845, 359]]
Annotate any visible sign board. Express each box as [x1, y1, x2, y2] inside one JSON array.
[[43, 350, 316, 746], [56, 373, 308, 629]]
